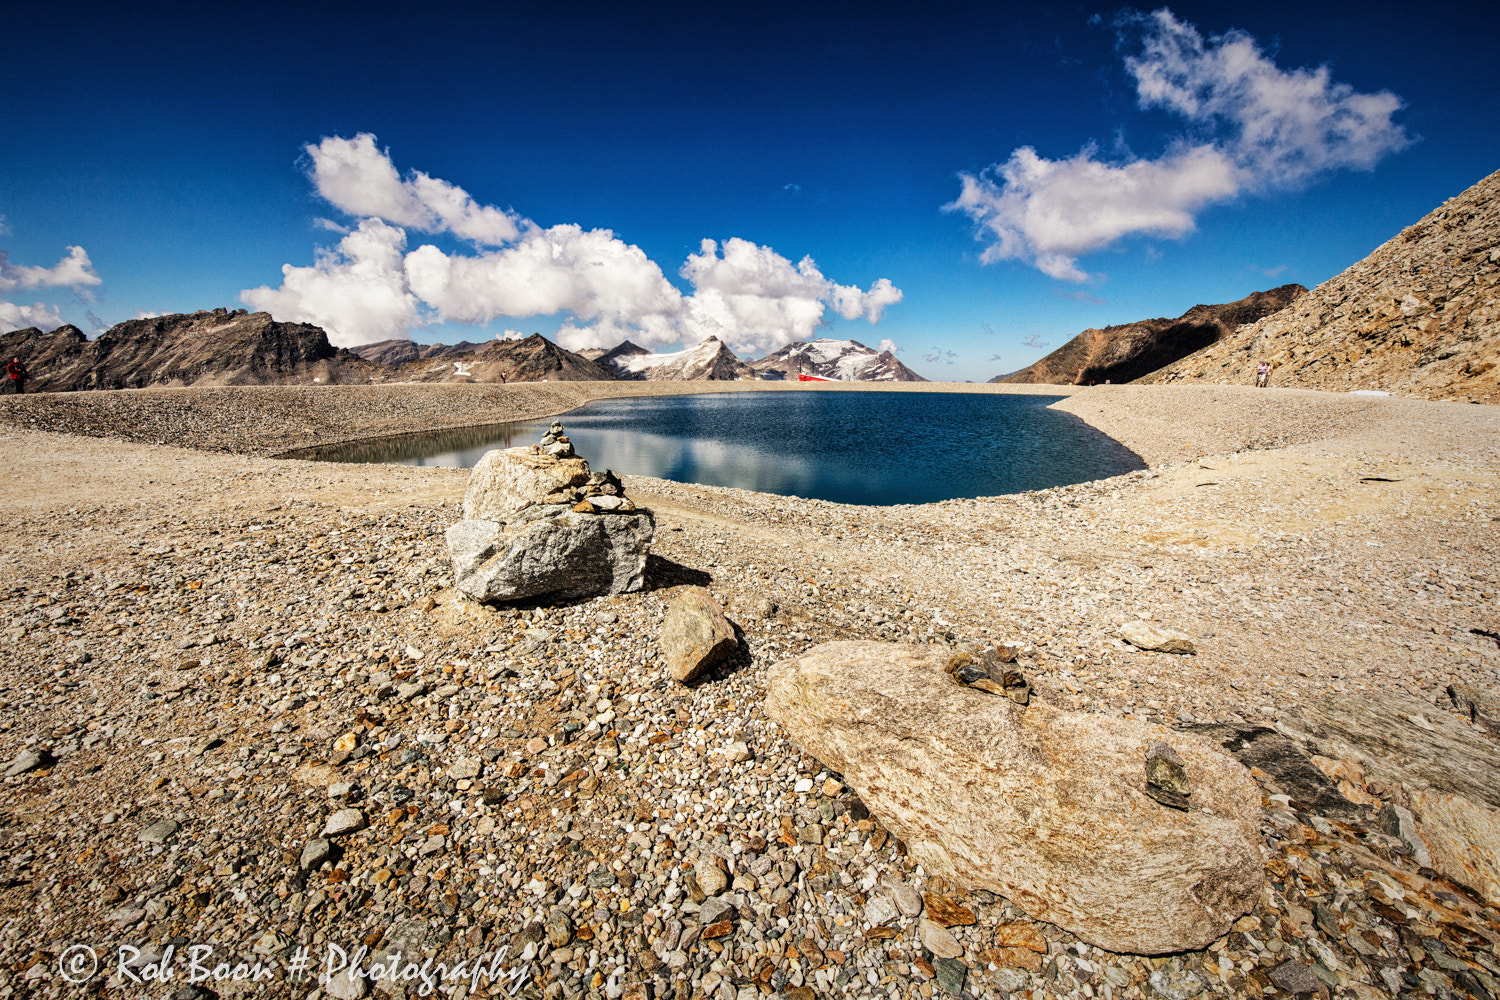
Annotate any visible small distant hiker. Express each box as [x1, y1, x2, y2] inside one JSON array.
[[6, 357, 25, 395], [1255, 361, 1271, 388]]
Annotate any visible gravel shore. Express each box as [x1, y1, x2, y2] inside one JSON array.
[[1, 382, 1497, 1000]]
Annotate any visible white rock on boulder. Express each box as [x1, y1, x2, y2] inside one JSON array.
[[1120, 620, 1197, 654], [322, 808, 367, 837], [464, 447, 592, 521], [764, 640, 1263, 954]]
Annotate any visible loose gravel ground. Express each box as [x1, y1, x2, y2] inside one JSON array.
[[0, 382, 1497, 1000]]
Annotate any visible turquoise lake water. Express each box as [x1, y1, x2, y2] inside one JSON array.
[[305, 391, 1145, 506]]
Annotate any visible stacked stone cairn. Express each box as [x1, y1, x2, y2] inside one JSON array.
[[945, 644, 1031, 705], [445, 422, 655, 603]]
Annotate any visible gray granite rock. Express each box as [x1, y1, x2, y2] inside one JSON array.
[[138, 819, 179, 844], [4, 747, 49, 777], [300, 838, 332, 871], [447, 508, 654, 603], [322, 808, 366, 837]]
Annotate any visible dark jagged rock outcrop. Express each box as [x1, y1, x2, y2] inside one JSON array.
[[749, 339, 927, 382], [0, 309, 367, 391], [0, 324, 89, 379], [1, 315, 616, 391], [351, 338, 489, 365], [347, 334, 611, 383], [596, 340, 652, 367], [456, 334, 614, 383], [997, 286, 1306, 386]]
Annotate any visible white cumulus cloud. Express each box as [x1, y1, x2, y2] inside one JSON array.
[[0, 246, 102, 292], [878, 338, 900, 355], [678, 238, 901, 355], [241, 219, 420, 347], [1125, 9, 1410, 183], [0, 245, 103, 332], [244, 135, 902, 351], [0, 300, 65, 332], [407, 225, 684, 350], [305, 133, 521, 246], [949, 8, 1411, 281]]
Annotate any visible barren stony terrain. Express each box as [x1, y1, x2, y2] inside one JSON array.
[[0, 382, 1497, 1000]]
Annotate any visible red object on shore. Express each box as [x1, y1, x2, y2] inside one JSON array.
[[797, 373, 836, 382]]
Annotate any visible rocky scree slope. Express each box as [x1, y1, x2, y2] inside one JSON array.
[[1143, 168, 1500, 403], [2, 429, 1499, 1000], [998, 286, 1305, 386]]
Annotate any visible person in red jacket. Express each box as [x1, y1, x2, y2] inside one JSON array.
[[6, 357, 25, 395]]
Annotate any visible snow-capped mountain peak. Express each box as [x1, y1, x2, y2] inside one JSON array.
[[597, 337, 753, 381], [749, 338, 926, 382]]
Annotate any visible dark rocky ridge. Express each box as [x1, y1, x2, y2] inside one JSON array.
[[351, 338, 490, 365], [1, 313, 613, 390], [997, 286, 1306, 386], [397, 333, 615, 383], [0, 309, 360, 391], [597, 340, 652, 366], [600, 337, 755, 381]]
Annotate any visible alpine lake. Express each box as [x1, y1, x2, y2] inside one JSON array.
[[298, 390, 1146, 506]]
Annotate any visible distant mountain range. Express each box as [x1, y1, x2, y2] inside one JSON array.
[[995, 285, 1307, 386], [23, 164, 1488, 407], [1, 317, 926, 390], [0, 312, 616, 391], [351, 338, 490, 365], [593, 337, 754, 381], [17, 162, 1494, 404], [750, 339, 926, 382]]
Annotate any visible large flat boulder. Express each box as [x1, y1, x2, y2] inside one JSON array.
[[448, 507, 654, 603], [1277, 692, 1500, 810], [764, 641, 1263, 954]]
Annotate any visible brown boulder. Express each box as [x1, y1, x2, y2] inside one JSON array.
[[659, 587, 737, 683], [764, 641, 1263, 954]]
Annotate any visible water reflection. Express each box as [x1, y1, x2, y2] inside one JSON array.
[[293, 391, 1146, 505]]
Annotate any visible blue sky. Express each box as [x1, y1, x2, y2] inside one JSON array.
[[3, 1, 1496, 381]]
